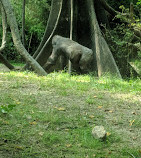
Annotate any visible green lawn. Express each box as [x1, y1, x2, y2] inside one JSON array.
[[0, 65, 141, 158]]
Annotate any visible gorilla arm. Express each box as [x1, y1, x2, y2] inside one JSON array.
[[43, 49, 59, 71]]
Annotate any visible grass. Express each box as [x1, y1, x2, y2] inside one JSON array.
[[0, 65, 141, 158]]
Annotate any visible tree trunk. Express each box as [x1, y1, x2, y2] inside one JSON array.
[[0, 0, 47, 76], [99, 0, 117, 16], [0, 2, 15, 70], [22, 0, 26, 47], [33, 0, 63, 62], [24, 0, 63, 70], [86, 0, 122, 78], [68, 0, 73, 74], [35, 0, 63, 64], [94, 0, 110, 29], [0, 54, 15, 70]]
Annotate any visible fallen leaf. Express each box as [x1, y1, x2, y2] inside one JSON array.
[[93, 96, 97, 98], [106, 132, 111, 136], [57, 107, 66, 111], [16, 102, 21, 105], [89, 115, 94, 119], [109, 110, 113, 113], [129, 119, 135, 126], [105, 109, 113, 113], [132, 112, 137, 115], [97, 106, 103, 109], [66, 144, 72, 148], [30, 121, 37, 125]]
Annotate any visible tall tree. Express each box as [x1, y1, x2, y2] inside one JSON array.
[[68, 0, 73, 74], [0, 2, 15, 70], [0, 0, 47, 76], [22, 0, 26, 47], [0, 0, 124, 78], [33, 0, 63, 65], [86, 0, 121, 78], [31, 0, 122, 78]]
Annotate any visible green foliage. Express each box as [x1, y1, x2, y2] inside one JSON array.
[[0, 104, 16, 114], [12, 0, 51, 53], [11, 0, 50, 36], [136, 0, 141, 5], [107, 0, 138, 10], [104, 1, 141, 78], [0, 0, 51, 61]]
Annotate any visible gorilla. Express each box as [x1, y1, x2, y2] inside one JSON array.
[[43, 35, 94, 73]]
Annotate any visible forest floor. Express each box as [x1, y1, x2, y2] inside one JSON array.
[[0, 64, 141, 158]]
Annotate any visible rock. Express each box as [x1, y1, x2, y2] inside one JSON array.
[[92, 126, 107, 140]]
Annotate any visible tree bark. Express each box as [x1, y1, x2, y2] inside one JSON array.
[[35, 0, 63, 63], [22, 0, 26, 47], [68, 0, 73, 74], [33, 0, 63, 61], [99, 0, 117, 16], [86, 0, 122, 78], [0, 2, 15, 70], [24, 0, 63, 70], [0, 0, 47, 76], [95, 0, 110, 29], [0, 54, 15, 70]]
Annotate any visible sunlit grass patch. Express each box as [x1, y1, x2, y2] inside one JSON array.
[[0, 68, 140, 157], [121, 147, 141, 158]]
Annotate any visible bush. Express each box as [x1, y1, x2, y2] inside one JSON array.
[[104, 2, 141, 78]]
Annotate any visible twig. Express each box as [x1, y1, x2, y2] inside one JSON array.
[[127, 151, 136, 158]]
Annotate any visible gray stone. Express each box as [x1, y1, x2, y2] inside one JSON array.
[[92, 126, 107, 140]]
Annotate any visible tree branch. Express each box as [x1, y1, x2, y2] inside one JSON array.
[[0, 2, 15, 70], [22, 0, 26, 47], [0, 0, 47, 75], [99, 0, 118, 16], [0, 2, 7, 51], [86, 0, 122, 78]]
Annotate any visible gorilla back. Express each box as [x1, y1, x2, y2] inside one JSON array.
[[43, 35, 94, 73]]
